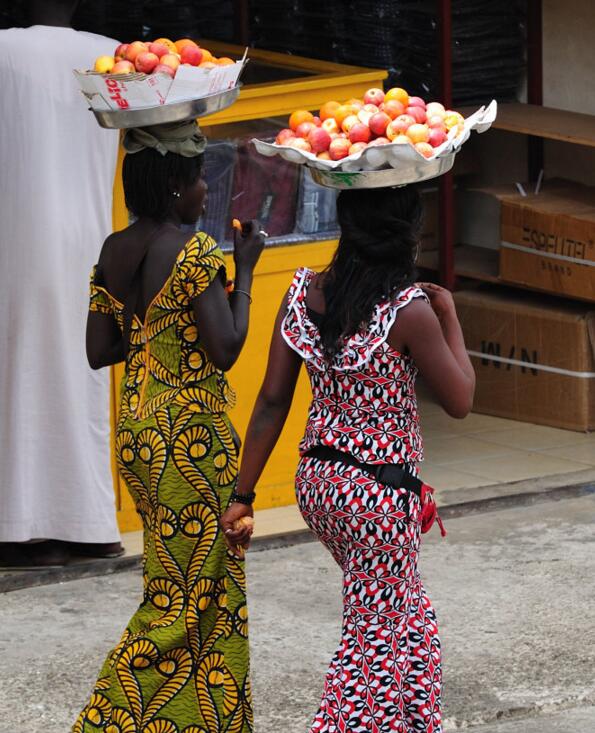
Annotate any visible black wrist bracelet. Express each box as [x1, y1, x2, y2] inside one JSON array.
[[230, 490, 256, 506]]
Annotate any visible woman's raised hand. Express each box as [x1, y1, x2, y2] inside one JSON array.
[[233, 220, 266, 271], [417, 282, 457, 326]]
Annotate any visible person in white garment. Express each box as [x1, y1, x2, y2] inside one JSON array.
[[0, 0, 122, 567]]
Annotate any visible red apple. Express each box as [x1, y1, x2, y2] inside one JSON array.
[[148, 42, 170, 58], [275, 128, 295, 145], [124, 41, 148, 63], [287, 137, 312, 152], [312, 116, 322, 126], [389, 114, 416, 137], [349, 142, 368, 155], [322, 118, 339, 135], [394, 134, 411, 144], [160, 54, 181, 72], [295, 121, 317, 139], [357, 109, 374, 126], [426, 102, 446, 119], [135, 52, 159, 74], [368, 136, 390, 146], [405, 106, 427, 124], [368, 112, 391, 137], [407, 123, 430, 144], [180, 45, 203, 66], [415, 142, 434, 158], [381, 99, 406, 119], [317, 151, 332, 160], [363, 87, 385, 106], [341, 114, 359, 133], [427, 115, 447, 129], [408, 96, 426, 109], [114, 43, 129, 60], [153, 63, 175, 78], [428, 128, 448, 147], [307, 126, 332, 153], [349, 123, 371, 144], [363, 103, 379, 114], [111, 60, 135, 74], [329, 137, 351, 160]]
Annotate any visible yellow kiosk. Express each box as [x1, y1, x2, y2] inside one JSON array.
[[111, 43, 387, 531]]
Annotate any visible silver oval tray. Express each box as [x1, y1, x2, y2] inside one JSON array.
[[309, 153, 456, 189], [92, 85, 241, 129]]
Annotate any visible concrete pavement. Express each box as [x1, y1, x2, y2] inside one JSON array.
[[0, 492, 594, 732]]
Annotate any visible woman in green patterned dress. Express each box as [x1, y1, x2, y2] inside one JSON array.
[[74, 121, 264, 733]]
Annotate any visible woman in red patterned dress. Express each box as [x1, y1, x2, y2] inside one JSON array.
[[222, 185, 475, 733]]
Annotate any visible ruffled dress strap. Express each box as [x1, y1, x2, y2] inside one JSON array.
[[280, 267, 324, 364], [88, 265, 115, 317]]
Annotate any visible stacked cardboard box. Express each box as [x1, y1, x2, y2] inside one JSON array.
[[458, 180, 595, 302], [454, 287, 595, 431]]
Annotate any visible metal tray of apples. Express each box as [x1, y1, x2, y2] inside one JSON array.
[[91, 84, 241, 129], [253, 100, 497, 189]]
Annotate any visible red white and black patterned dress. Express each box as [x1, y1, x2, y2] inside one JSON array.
[[282, 267, 442, 733]]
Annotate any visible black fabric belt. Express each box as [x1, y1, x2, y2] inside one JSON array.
[[304, 446, 422, 499]]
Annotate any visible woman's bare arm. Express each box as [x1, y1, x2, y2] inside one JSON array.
[[220, 295, 302, 545], [86, 311, 125, 369], [390, 285, 475, 418]]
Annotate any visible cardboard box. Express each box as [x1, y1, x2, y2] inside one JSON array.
[[454, 287, 595, 431], [457, 181, 595, 301]]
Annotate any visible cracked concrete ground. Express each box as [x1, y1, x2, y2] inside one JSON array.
[[0, 492, 594, 732]]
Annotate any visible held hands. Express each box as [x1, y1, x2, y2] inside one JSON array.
[[220, 502, 254, 556], [233, 219, 266, 271], [417, 282, 457, 326]]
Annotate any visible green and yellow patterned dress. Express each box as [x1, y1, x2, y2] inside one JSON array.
[[74, 233, 252, 733]]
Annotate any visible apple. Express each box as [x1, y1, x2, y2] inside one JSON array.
[[94, 55, 115, 73], [394, 134, 411, 144], [349, 142, 368, 155], [287, 137, 312, 152], [180, 45, 203, 66], [135, 52, 159, 74], [275, 128, 295, 145], [444, 110, 465, 130], [408, 96, 426, 109], [407, 123, 430, 144], [312, 116, 322, 126], [363, 87, 385, 106], [368, 111, 391, 137], [427, 115, 447, 129], [341, 114, 359, 133], [322, 118, 340, 135], [390, 114, 416, 135], [428, 128, 448, 147], [405, 106, 427, 124], [357, 109, 374, 126], [153, 63, 175, 78], [345, 98, 364, 110], [148, 42, 170, 58], [349, 123, 371, 144], [329, 137, 351, 160], [368, 136, 390, 146], [160, 53, 181, 71], [199, 62, 217, 69], [381, 99, 405, 120], [362, 103, 379, 114], [111, 60, 135, 74], [124, 41, 148, 63], [307, 127, 332, 153], [426, 102, 446, 119], [317, 151, 332, 160], [114, 43, 129, 60], [217, 57, 235, 66], [295, 121, 317, 139], [415, 142, 434, 158]]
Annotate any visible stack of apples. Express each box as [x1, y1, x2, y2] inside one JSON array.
[[275, 87, 465, 161], [93, 38, 235, 79]]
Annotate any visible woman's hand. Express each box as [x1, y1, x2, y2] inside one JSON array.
[[233, 220, 265, 272], [417, 282, 457, 326], [220, 502, 254, 555]]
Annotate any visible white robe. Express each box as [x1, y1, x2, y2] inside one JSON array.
[[0, 26, 120, 542]]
